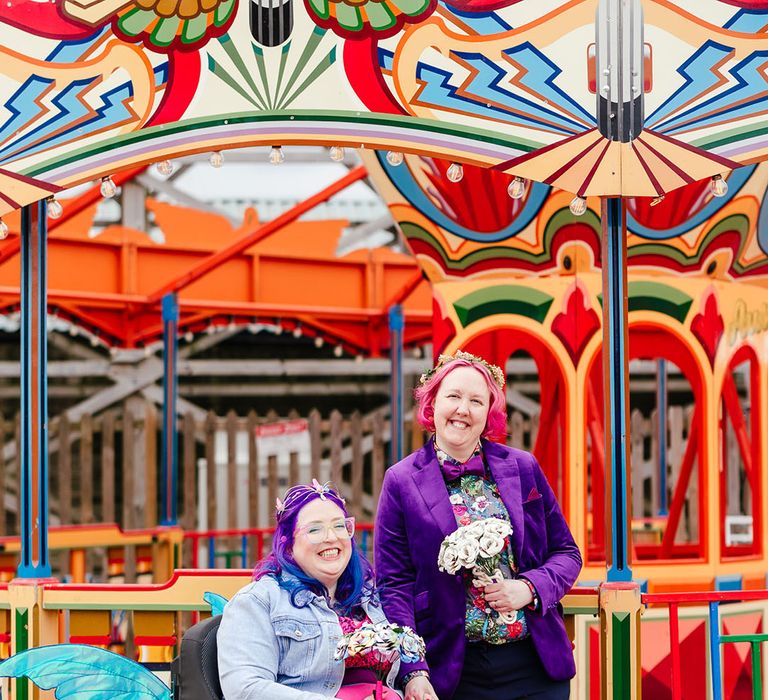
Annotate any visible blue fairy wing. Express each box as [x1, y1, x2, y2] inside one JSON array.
[[0, 644, 170, 700], [203, 591, 228, 617]]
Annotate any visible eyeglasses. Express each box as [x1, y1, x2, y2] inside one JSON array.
[[295, 517, 355, 544]]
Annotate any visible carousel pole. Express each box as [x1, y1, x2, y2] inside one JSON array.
[[595, 1, 643, 698], [11, 201, 59, 699], [18, 200, 51, 579], [160, 293, 179, 525], [657, 359, 668, 515], [388, 304, 404, 465]]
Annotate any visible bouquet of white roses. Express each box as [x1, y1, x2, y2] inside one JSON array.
[[334, 621, 426, 697], [437, 518, 515, 621], [438, 517, 512, 576]]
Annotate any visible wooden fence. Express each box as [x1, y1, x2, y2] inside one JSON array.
[[2, 398, 730, 571], [0, 402, 541, 576]]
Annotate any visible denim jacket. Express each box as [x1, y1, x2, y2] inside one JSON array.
[[217, 575, 402, 699]]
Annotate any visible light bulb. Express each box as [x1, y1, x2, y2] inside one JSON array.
[[314, 336, 324, 348], [710, 174, 728, 198], [184, 331, 194, 342], [329, 146, 345, 162], [269, 146, 285, 165], [507, 176, 527, 200], [209, 151, 224, 168], [100, 176, 117, 198], [569, 196, 587, 217], [333, 345, 343, 357], [386, 151, 404, 167], [292, 325, 302, 338], [446, 163, 464, 183], [148, 228, 166, 244], [156, 159, 174, 176], [0, 219, 7, 240], [47, 197, 63, 219]]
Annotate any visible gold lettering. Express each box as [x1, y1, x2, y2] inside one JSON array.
[[727, 298, 768, 345]]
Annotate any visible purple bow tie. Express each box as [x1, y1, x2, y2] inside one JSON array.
[[440, 453, 486, 481]]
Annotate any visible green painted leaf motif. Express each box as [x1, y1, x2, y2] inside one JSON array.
[[335, 1, 363, 31], [117, 7, 156, 36], [390, 0, 430, 16], [307, 0, 331, 21], [151, 16, 181, 46], [182, 14, 208, 42], [364, 1, 397, 31], [214, 0, 236, 25]]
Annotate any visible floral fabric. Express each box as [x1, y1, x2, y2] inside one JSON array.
[[435, 443, 529, 644]]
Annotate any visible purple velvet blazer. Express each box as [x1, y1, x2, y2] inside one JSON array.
[[374, 439, 582, 699]]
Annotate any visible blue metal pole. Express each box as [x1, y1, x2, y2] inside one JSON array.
[[18, 201, 51, 578], [657, 359, 668, 516], [602, 197, 632, 583], [388, 304, 404, 465], [709, 602, 723, 700], [160, 293, 179, 525]]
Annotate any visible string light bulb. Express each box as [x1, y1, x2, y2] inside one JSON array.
[[314, 336, 324, 348], [329, 146, 345, 162], [507, 176, 527, 200], [47, 197, 63, 219], [569, 196, 587, 217], [269, 146, 285, 165], [446, 163, 464, 183], [709, 174, 728, 198], [386, 151, 404, 167], [156, 159, 174, 176], [209, 151, 224, 168], [0, 219, 7, 240], [100, 176, 117, 198], [333, 345, 343, 357]]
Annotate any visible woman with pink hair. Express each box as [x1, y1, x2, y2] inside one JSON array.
[[375, 351, 581, 700]]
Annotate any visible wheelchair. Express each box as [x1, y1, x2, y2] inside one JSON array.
[[171, 615, 224, 700]]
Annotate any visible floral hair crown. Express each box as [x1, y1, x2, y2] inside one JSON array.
[[419, 350, 505, 389], [275, 479, 344, 519]]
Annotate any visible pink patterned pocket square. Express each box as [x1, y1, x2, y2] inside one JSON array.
[[525, 487, 542, 502]]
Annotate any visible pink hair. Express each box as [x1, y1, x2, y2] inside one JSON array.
[[413, 359, 507, 440]]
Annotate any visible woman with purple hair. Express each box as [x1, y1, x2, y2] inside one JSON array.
[[217, 480, 401, 699], [375, 351, 582, 700]]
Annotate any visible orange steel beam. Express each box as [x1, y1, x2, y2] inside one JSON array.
[[382, 270, 424, 310], [0, 166, 147, 266], [145, 166, 368, 306]]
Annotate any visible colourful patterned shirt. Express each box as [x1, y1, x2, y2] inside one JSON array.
[[435, 443, 530, 644]]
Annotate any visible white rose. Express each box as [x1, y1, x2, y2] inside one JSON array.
[[449, 494, 464, 505], [484, 519, 512, 538], [478, 533, 505, 558], [439, 544, 461, 574], [456, 540, 480, 568], [465, 521, 485, 535]]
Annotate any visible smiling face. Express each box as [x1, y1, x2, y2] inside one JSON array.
[[291, 498, 352, 596], [432, 365, 491, 462]]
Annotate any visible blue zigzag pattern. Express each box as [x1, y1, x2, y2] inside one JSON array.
[[648, 41, 768, 135], [415, 42, 592, 135], [0, 81, 138, 165]]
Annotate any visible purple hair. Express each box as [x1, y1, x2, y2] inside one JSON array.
[[414, 358, 507, 440], [253, 482, 374, 612]]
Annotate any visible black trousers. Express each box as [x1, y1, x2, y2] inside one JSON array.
[[452, 638, 571, 700]]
